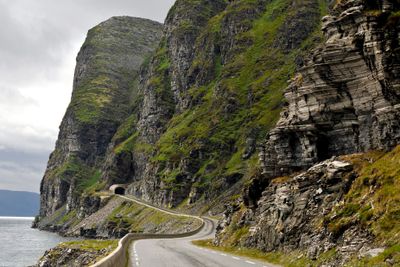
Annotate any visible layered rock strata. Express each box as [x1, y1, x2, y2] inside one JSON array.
[[259, 0, 400, 179], [217, 158, 380, 265], [216, 0, 400, 264]]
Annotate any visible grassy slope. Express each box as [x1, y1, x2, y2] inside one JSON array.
[[70, 18, 147, 124], [39, 239, 118, 267], [113, 0, 327, 209], [335, 147, 400, 266], [193, 239, 336, 267], [105, 198, 202, 234], [53, 196, 201, 237], [154, 0, 326, 196]]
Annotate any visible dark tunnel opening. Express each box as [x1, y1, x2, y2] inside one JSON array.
[[114, 187, 126, 195]]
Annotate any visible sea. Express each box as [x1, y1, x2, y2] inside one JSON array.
[[0, 217, 72, 267]]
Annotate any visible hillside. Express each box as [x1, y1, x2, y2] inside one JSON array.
[[39, 16, 163, 219], [91, 0, 326, 212], [39, 0, 327, 227], [37, 0, 400, 266], [0, 190, 39, 217]]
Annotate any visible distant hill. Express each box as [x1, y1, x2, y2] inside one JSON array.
[[0, 190, 39, 217]]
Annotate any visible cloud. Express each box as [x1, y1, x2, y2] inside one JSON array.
[[0, 122, 54, 193], [0, 87, 38, 109], [0, 0, 175, 87], [0, 122, 56, 153], [0, 159, 47, 193], [0, 0, 175, 192]]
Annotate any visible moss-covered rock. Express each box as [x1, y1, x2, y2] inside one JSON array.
[[36, 239, 118, 267], [115, 0, 327, 210], [39, 17, 163, 220]]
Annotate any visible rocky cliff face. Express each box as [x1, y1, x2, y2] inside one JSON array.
[[39, 17, 162, 218], [39, 0, 327, 229], [103, 0, 326, 210], [39, 0, 400, 264], [218, 145, 400, 265], [217, 0, 400, 265], [259, 0, 400, 180], [217, 159, 359, 262]]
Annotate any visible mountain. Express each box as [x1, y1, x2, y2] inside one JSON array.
[[0, 190, 39, 217], [39, 16, 163, 218], [38, 0, 325, 226], [36, 0, 400, 266]]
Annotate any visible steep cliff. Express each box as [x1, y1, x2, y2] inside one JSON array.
[[39, 17, 163, 218], [216, 0, 400, 265], [103, 0, 327, 211], [38, 0, 328, 234], [38, 0, 327, 229], [259, 0, 400, 180], [38, 0, 400, 265]]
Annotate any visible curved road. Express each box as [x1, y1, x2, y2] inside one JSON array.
[[125, 212, 278, 267]]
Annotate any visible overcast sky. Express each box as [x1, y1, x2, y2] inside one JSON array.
[[0, 0, 175, 193]]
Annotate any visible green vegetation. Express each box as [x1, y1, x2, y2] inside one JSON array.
[[38, 239, 118, 267], [69, 18, 151, 124], [149, 0, 327, 204], [79, 170, 102, 192], [104, 0, 328, 208], [193, 239, 338, 267], [76, 0, 327, 209], [59, 210, 78, 225], [327, 147, 400, 245], [346, 244, 400, 267], [322, 146, 400, 266], [49, 157, 102, 194], [71, 75, 117, 123], [61, 239, 118, 251], [112, 38, 174, 156], [200, 146, 400, 266], [216, 204, 250, 246], [38, 205, 82, 230], [56, 239, 118, 266], [106, 199, 201, 233]]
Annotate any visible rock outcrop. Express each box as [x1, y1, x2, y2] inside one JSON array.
[[217, 157, 380, 265], [36, 241, 116, 267], [39, 0, 327, 230], [259, 0, 400, 179], [39, 17, 162, 218], [217, 0, 400, 265], [34, 0, 400, 265], [109, 0, 325, 209]]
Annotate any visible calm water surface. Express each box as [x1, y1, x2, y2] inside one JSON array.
[[0, 217, 72, 267]]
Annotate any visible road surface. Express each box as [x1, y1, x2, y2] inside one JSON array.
[[128, 217, 278, 267]]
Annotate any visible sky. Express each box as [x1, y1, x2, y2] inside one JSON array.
[[0, 0, 175, 193]]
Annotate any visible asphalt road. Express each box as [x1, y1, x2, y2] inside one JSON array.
[[128, 218, 278, 267]]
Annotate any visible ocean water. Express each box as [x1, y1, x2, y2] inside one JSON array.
[[0, 217, 71, 267]]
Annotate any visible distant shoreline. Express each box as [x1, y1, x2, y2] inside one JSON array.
[[0, 216, 35, 220]]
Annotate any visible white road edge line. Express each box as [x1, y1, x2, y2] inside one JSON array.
[[232, 256, 240, 260], [124, 195, 205, 266], [245, 260, 256, 265]]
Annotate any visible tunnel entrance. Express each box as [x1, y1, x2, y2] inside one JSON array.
[[316, 134, 330, 161], [114, 187, 125, 195]]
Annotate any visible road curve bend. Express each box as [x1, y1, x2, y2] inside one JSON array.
[[93, 194, 278, 267], [129, 217, 278, 267]]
